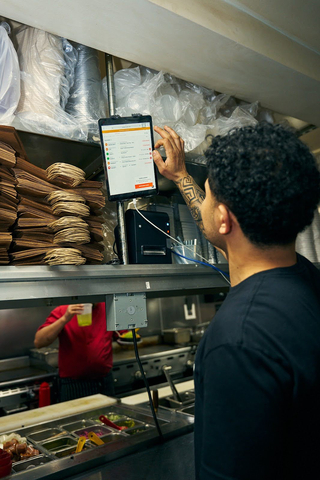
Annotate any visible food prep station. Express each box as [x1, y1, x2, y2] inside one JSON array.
[[0, 399, 194, 479]]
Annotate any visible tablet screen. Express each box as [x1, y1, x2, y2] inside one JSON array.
[[99, 116, 158, 201]]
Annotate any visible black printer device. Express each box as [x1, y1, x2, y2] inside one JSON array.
[[115, 209, 172, 264]]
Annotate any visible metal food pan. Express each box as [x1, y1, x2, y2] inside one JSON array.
[[12, 455, 52, 472], [166, 391, 195, 409], [29, 347, 58, 367], [163, 328, 191, 345], [91, 412, 126, 424], [61, 419, 97, 433], [28, 428, 68, 443], [73, 425, 112, 439], [0, 432, 44, 463], [53, 444, 92, 458], [99, 433, 126, 444], [40, 436, 77, 453], [124, 424, 154, 436], [178, 404, 195, 416], [114, 417, 145, 429]]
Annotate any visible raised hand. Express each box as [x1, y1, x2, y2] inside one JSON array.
[[64, 304, 84, 323], [153, 126, 188, 183]]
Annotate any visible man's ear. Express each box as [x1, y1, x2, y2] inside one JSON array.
[[217, 204, 232, 235]]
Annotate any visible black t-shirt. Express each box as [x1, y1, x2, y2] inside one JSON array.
[[194, 254, 320, 480]]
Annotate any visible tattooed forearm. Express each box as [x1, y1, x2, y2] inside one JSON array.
[[176, 175, 206, 234]]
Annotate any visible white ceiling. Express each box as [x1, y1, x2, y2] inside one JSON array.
[[1, 0, 319, 125]]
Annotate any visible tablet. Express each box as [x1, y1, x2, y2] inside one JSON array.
[[99, 115, 158, 201]]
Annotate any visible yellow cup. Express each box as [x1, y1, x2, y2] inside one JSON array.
[[77, 303, 92, 327]]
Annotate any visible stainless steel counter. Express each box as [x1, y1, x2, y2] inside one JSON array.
[[67, 431, 195, 480], [1, 402, 194, 479]]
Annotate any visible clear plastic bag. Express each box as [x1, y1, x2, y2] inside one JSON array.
[[114, 66, 233, 152], [114, 66, 141, 100], [114, 65, 261, 152], [60, 39, 78, 110], [14, 26, 87, 141], [213, 105, 258, 136], [173, 122, 208, 153], [0, 23, 20, 125], [116, 70, 165, 117]]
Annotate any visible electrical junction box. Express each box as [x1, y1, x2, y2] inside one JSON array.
[[105, 293, 148, 331]]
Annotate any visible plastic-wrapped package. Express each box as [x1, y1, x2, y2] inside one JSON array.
[[179, 90, 204, 127], [154, 93, 181, 123], [213, 105, 258, 136], [238, 100, 259, 117], [312, 208, 320, 262], [257, 108, 274, 124], [65, 43, 107, 140], [116, 70, 165, 117], [14, 26, 87, 141], [61, 39, 78, 109], [219, 96, 238, 117], [114, 66, 261, 153], [173, 122, 208, 153], [0, 22, 20, 125], [296, 222, 318, 263], [114, 66, 141, 100]]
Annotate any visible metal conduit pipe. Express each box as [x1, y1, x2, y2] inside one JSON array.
[[105, 54, 129, 265]]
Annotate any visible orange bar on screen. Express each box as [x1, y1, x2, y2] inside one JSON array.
[[135, 182, 153, 189]]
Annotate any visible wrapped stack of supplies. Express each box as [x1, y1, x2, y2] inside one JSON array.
[[0, 142, 18, 264], [0, 126, 105, 265]]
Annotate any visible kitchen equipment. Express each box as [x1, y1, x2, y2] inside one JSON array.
[[74, 425, 111, 439], [0, 356, 57, 416], [61, 420, 96, 433], [165, 391, 195, 409], [112, 344, 195, 394], [41, 436, 77, 453], [0, 402, 192, 479], [179, 404, 195, 416], [99, 415, 127, 431], [163, 328, 190, 345], [28, 428, 67, 442], [11, 455, 51, 472], [29, 348, 59, 368], [158, 390, 195, 410], [88, 432, 104, 446], [75, 436, 86, 453], [114, 418, 145, 430], [190, 322, 209, 344], [162, 365, 182, 403], [119, 210, 171, 265]]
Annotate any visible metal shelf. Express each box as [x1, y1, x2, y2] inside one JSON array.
[[0, 264, 229, 309]]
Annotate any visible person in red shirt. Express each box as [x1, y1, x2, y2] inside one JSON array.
[[34, 303, 119, 402]]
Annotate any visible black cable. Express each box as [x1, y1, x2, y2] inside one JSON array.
[[132, 329, 164, 441]]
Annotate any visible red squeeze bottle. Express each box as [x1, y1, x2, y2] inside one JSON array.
[[39, 382, 51, 407]]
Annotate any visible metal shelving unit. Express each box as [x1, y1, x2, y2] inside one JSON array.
[[0, 264, 230, 309]]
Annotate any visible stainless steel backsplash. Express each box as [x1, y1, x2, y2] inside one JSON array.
[[0, 295, 218, 359]]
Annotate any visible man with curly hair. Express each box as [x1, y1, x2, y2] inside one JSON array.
[[153, 123, 320, 480]]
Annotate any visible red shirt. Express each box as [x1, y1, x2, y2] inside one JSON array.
[[38, 303, 117, 379]]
